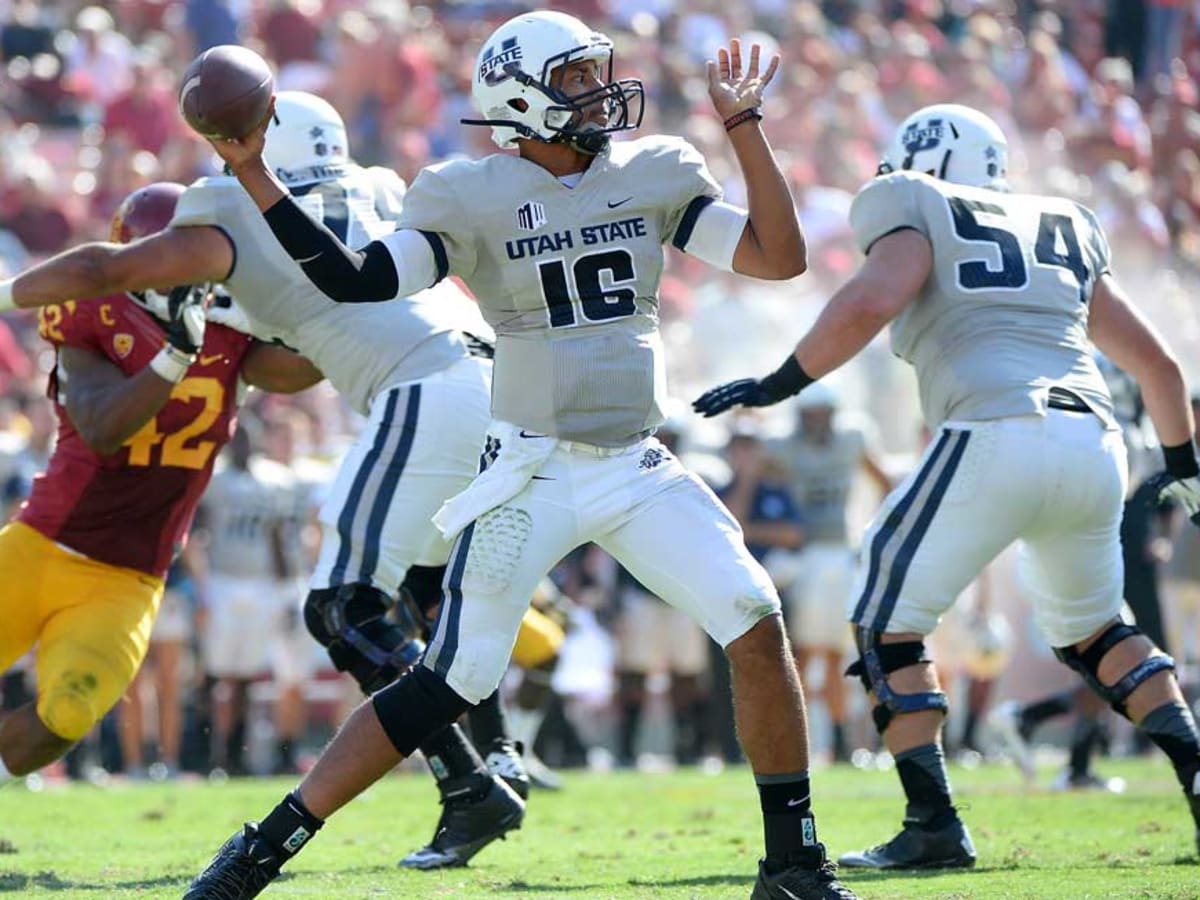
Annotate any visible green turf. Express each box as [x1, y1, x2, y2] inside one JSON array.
[[0, 757, 1195, 898]]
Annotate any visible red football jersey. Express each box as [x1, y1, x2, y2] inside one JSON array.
[[19, 294, 253, 577]]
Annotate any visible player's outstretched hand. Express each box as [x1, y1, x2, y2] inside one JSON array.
[[706, 38, 779, 121], [164, 283, 208, 357], [1150, 472, 1200, 526], [206, 97, 274, 175], [693, 378, 773, 417]]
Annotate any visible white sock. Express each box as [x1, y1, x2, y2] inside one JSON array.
[[507, 706, 546, 752]]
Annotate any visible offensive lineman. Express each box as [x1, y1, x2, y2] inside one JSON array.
[[188, 12, 858, 900], [695, 103, 1200, 867], [0, 185, 320, 783], [0, 94, 536, 870]]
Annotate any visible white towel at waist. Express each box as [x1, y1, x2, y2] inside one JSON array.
[[433, 421, 557, 540]]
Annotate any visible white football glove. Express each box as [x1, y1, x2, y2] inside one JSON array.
[[163, 284, 207, 356], [206, 292, 255, 335], [1155, 474, 1200, 526]]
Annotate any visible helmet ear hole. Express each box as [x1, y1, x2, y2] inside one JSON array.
[[509, 98, 529, 113]]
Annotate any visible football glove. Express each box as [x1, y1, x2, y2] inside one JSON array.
[[1150, 472, 1200, 526], [163, 283, 208, 356], [692, 355, 815, 418]]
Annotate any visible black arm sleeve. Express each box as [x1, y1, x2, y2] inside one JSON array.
[[262, 195, 400, 302]]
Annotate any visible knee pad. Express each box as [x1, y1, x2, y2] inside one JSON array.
[[304, 585, 425, 695], [371, 664, 471, 756], [845, 627, 947, 734], [1054, 622, 1176, 716], [401, 565, 448, 621]]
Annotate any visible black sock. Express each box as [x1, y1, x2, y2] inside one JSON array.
[[895, 743, 955, 829], [618, 699, 642, 763], [467, 690, 508, 748], [1020, 693, 1074, 736], [757, 771, 822, 872], [1138, 700, 1200, 824], [419, 724, 491, 799], [960, 710, 981, 751], [258, 791, 323, 860], [1068, 717, 1101, 779]]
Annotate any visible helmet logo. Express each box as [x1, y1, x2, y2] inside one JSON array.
[[901, 118, 943, 169], [480, 37, 522, 86], [309, 125, 328, 157]]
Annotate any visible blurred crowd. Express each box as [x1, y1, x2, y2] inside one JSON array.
[[1, 0, 1199, 781]]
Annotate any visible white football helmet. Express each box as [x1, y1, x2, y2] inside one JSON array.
[[464, 10, 644, 154], [879, 104, 1008, 190], [264, 91, 349, 182]]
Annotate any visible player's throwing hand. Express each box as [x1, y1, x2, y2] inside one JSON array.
[[706, 38, 779, 122], [206, 97, 275, 175]]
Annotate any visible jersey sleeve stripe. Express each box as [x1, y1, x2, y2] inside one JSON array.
[[671, 195, 716, 251], [418, 230, 449, 283]]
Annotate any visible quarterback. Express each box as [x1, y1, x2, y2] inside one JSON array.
[[187, 10, 857, 900], [696, 103, 1200, 866], [0, 185, 320, 782]]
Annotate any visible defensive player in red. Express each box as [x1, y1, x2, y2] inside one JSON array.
[[0, 183, 321, 781]]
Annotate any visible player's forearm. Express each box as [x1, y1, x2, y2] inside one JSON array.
[[261, 196, 399, 302], [1137, 354, 1194, 449], [728, 123, 806, 278], [6, 245, 121, 309], [793, 283, 893, 380], [67, 369, 175, 455]]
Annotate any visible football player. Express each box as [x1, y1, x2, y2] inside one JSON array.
[[0, 184, 321, 784], [768, 383, 891, 763], [695, 103, 1200, 866], [0, 93, 541, 870], [187, 11, 858, 900]]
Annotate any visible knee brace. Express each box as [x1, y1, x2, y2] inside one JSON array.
[[846, 627, 948, 734], [304, 584, 425, 695], [372, 664, 472, 756], [1054, 622, 1175, 716], [400, 564, 448, 623]]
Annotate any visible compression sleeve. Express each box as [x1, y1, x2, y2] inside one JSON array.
[[262, 195, 399, 302]]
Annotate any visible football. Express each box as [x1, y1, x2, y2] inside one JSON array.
[[178, 45, 274, 140]]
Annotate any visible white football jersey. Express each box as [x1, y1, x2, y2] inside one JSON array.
[[850, 172, 1116, 431], [769, 428, 866, 544], [395, 136, 722, 446], [201, 457, 307, 579], [171, 165, 472, 415]]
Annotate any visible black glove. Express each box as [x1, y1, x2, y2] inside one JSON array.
[[692, 355, 814, 418], [163, 283, 208, 356]]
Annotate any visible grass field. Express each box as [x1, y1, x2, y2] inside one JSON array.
[[1, 757, 1197, 899]]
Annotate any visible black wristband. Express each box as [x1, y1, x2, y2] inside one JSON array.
[[1163, 440, 1200, 479], [759, 354, 815, 403], [724, 107, 763, 132]]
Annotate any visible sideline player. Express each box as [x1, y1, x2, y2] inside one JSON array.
[[188, 12, 857, 900], [0, 95, 531, 869], [695, 103, 1200, 866], [0, 184, 320, 781]]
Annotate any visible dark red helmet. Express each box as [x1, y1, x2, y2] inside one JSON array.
[[109, 181, 186, 243]]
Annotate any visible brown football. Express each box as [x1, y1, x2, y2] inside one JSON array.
[[178, 45, 274, 140]]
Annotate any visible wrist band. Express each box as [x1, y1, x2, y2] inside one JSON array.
[[0, 279, 14, 313], [1163, 440, 1200, 480], [760, 354, 814, 403], [724, 107, 763, 132], [149, 345, 194, 383]]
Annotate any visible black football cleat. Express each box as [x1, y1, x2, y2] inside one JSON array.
[[183, 823, 283, 899], [399, 776, 525, 869], [750, 856, 859, 899], [484, 739, 531, 801], [838, 817, 976, 870]]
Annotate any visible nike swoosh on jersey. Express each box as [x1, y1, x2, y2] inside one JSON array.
[[295, 252, 323, 263], [199, 353, 225, 366], [607, 197, 633, 208]]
